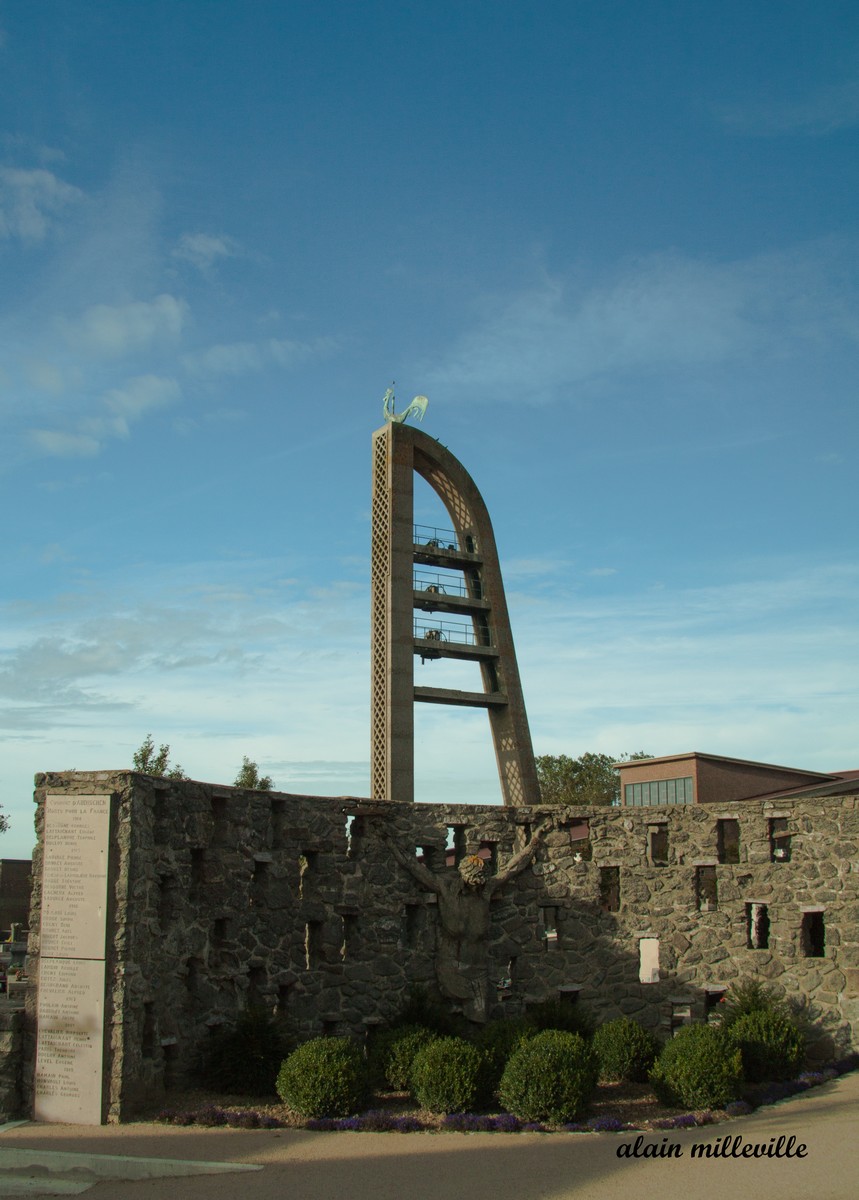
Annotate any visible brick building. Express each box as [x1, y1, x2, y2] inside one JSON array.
[[616, 751, 859, 808]]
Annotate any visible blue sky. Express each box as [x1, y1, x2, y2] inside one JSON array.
[[1, 1, 857, 856]]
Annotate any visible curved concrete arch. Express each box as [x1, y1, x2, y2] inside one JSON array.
[[371, 422, 540, 806]]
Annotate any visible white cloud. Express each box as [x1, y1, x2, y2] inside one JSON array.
[[717, 76, 859, 136], [0, 167, 82, 241], [514, 561, 859, 769], [183, 340, 265, 375], [65, 294, 187, 357], [29, 429, 101, 458], [103, 373, 180, 422], [425, 242, 859, 403], [172, 232, 241, 273], [25, 361, 66, 395], [1, 553, 857, 853], [0, 559, 370, 766], [503, 556, 572, 580], [29, 374, 181, 456], [182, 335, 340, 377]]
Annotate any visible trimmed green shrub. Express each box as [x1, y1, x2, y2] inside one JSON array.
[[276, 1037, 368, 1118], [725, 1009, 806, 1082], [410, 1036, 492, 1113], [198, 1008, 290, 1096], [369, 1024, 439, 1090], [650, 1024, 743, 1109], [592, 1017, 660, 1083], [499, 1029, 599, 1124], [474, 1018, 537, 1089], [526, 997, 595, 1040], [718, 978, 790, 1028]]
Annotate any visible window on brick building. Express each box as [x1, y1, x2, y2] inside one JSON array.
[[625, 777, 694, 806]]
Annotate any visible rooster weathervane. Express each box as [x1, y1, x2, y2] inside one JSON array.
[[382, 384, 428, 425]]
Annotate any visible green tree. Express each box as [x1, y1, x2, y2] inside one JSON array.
[[132, 734, 189, 780], [0, 806, 8, 834], [535, 751, 652, 806], [234, 757, 273, 790]]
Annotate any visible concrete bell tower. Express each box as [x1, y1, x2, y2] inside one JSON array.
[[370, 419, 540, 806]]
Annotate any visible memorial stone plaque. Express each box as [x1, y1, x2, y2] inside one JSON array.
[[35, 958, 106, 1124], [40, 794, 110, 960], [35, 794, 112, 1125]]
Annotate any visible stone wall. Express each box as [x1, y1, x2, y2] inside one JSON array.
[[0, 1009, 25, 1120], [25, 771, 859, 1118]]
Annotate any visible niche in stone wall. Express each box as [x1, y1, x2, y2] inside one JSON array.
[[211, 917, 229, 963], [648, 824, 669, 866], [247, 964, 266, 1006], [478, 839, 498, 873], [189, 847, 206, 894], [404, 902, 424, 949], [745, 902, 770, 949], [157, 873, 179, 928], [305, 920, 323, 969], [769, 816, 792, 862], [211, 794, 230, 847], [801, 909, 825, 957], [695, 865, 718, 911], [540, 904, 559, 950], [299, 850, 318, 898], [705, 987, 726, 1020], [499, 955, 517, 994], [569, 819, 592, 861], [446, 825, 467, 868], [717, 818, 740, 864], [251, 855, 271, 905], [599, 866, 620, 912], [185, 956, 203, 1008], [338, 908, 358, 959], [271, 799, 286, 850], [345, 814, 366, 859], [670, 1000, 692, 1034]]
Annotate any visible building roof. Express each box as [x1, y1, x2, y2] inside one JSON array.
[[613, 752, 859, 804], [612, 751, 836, 782], [738, 771, 859, 802]]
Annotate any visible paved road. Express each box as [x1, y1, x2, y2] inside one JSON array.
[[1, 1071, 857, 1200]]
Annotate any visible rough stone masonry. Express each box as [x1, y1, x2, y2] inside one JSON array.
[[22, 770, 859, 1120]]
